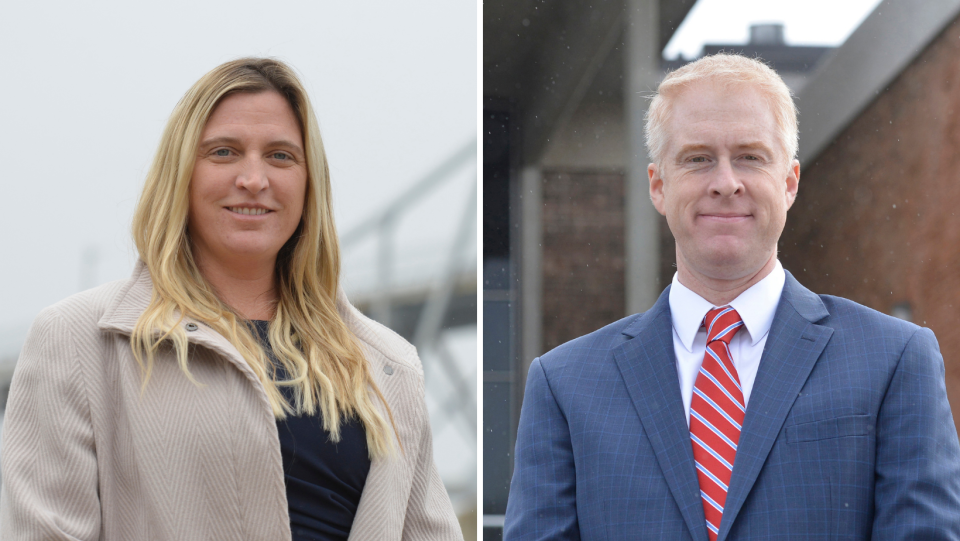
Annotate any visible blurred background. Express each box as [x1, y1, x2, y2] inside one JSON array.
[[483, 0, 960, 538], [0, 0, 477, 536]]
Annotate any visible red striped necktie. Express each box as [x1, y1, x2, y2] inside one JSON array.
[[689, 306, 745, 541]]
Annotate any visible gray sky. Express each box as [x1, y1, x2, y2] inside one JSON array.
[[0, 1, 477, 338], [665, 0, 884, 59]]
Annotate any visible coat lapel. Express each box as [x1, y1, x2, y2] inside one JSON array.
[[716, 272, 834, 541], [614, 287, 708, 541], [96, 261, 272, 392]]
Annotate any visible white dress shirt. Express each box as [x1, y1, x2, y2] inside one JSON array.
[[669, 260, 786, 426]]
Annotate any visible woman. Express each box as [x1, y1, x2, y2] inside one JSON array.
[[0, 58, 462, 540]]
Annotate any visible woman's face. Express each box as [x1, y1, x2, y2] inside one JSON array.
[[188, 91, 307, 273]]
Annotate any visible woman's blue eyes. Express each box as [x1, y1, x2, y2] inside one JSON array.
[[212, 149, 291, 160]]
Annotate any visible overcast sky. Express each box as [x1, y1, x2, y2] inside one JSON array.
[[665, 0, 884, 59], [0, 1, 477, 339]]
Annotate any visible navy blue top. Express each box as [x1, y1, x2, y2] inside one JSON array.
[[251, 320, 371, 541]]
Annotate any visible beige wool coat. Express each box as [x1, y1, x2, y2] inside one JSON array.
[[0, 262, 463, 540]]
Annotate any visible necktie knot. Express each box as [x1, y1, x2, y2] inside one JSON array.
[[703, 306, 744, 345]]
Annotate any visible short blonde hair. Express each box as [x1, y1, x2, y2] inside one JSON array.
[[645, 53, 798, 165], [131, 58, 397, 458]]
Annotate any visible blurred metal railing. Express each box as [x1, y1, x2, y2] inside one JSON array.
[[341, 140, 477, 328], [340, 139, 477, 507]]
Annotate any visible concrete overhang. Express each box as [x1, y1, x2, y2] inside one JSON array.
[[796, 0, 960, 165], [484, 0, 693, 101], [483, 0, 695, 163]]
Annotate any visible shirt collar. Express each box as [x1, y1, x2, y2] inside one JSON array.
[[668, 260, 786, 352]]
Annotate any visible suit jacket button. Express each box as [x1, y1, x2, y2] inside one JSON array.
[[185, 323, 198, 331], [383, 365, 394, 375]]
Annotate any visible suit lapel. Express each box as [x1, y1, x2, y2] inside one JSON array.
[[614, 287, 708, 541], [716, 272, 834, 541]]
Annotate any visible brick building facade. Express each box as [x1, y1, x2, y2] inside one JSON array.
[[539, 169, 678, 350], [780, 15, 960, 430], [540, 169, 626, 351]]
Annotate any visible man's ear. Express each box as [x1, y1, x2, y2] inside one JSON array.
[[785, 159, 800, 210], [649, 163, 667, 216]]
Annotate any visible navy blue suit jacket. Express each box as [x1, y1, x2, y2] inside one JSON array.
[[504, 272, 960, 540]]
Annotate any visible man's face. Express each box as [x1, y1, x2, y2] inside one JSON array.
[[648, 80, 799, 282]]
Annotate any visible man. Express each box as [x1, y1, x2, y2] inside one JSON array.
[[503, 54, 960, 540]]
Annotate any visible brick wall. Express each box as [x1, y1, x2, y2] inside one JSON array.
[[541, 168, 626, 352], [780, 15, 960, 430]]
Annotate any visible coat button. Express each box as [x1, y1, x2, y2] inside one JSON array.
[[383, 365, 394, 375], [185, 323, 198, 331]]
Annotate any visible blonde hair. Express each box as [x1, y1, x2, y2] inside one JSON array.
[[645, 53, 798, 165], [130, 58, 397, 458]]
